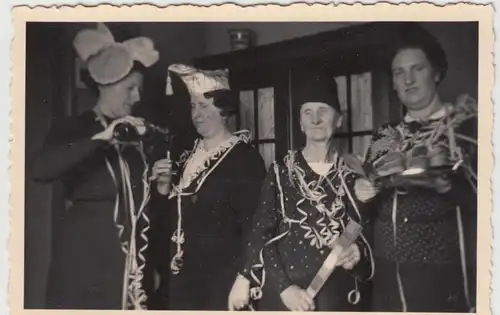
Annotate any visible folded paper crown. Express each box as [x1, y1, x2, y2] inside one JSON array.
[[165, 64, 230, 97], [73, 23, 159, 85]]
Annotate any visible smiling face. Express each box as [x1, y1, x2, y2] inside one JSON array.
[[98, 71, 143, 118], [190, 93, 227, 139], [300, 102, 341, 143], [391, 48, 440, 111]]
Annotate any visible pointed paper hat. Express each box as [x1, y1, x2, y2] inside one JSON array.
[[165, 64, 230, 97], [73, 23, 160, 85]]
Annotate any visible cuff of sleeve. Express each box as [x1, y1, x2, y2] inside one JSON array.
[[276, 275, 292, 294], [348, 240, 371, 280]]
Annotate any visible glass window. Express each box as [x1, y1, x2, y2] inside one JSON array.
[[334, 72, 374, 155], [239, 87, 276, 169], [239, 90, 255, 139]]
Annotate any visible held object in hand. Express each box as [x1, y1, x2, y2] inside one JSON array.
[[113, 121, 170, 143], [343, 147, 456, 189], [306, 219, 363, 300]]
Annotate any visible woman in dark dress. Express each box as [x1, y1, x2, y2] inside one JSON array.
[[228, 70, 374, 312], [30, 23, 161, 310], [150, 64, 266, 310], [354, 29, 477, 312]]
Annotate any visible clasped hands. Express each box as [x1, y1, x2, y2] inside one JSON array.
[[280, 243, 361, 312], [227, 244, 361, 312]]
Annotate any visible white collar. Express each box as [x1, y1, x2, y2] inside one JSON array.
[[403, 104, 453, 123]]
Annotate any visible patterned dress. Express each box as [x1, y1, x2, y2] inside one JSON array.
[[240, 151, 374, 311], [365, 100, 477, 312]]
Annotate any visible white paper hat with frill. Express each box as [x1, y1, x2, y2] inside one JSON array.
[[165, 64, 230, 97], [73, 23, 160, 85]]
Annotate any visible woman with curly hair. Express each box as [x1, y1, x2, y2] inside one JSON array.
[[354, 26, 477, 312]]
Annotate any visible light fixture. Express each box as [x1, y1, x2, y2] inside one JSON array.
[[228, 28, 255, 51]]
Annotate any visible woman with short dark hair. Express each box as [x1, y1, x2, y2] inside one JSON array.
[[354, 26, 477, 312], [149, 64, 266, 310]]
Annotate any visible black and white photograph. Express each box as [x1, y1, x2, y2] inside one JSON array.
[[13, 3, 493, 314]]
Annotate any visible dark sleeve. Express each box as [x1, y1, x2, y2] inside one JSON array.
[[146, 187, 173, 275], [240, 165, 292, 293], [229, 147, 267, 271], [29, 117, 108, 183], [343, 172, 375, 281], [443, 116, 478, 307], [444, 116, 478, 214]]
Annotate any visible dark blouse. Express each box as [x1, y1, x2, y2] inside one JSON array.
[[30, 110, 165, 309], [365, 101, 478, 312], [240, 151, 374, 310]]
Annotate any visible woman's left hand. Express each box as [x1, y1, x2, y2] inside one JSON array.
[[336, 244, 361, 270], [228, 274, 251, 311]]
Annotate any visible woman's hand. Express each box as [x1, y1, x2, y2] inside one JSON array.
[[150, 158, 173, 195], [354, 178, 379, 202], [92, 116, 145, 143], [336, 243, 361, 270], [280, 285, 315, 311], [228, 274, 251, 311]]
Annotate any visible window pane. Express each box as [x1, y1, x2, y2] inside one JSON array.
[[350, 72, 373, 132], [334, 76, 349, 133], [259, 143, 275, 170], [257, 87, 275, 140], [227, 115, 237, 133], [239, 90, 255, 139], [352, 135, 373, 160]]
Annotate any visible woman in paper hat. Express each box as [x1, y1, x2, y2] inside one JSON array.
[[354, 28, 477, 312], [228, 67, 374, 311], [148, 64, 266, 310], [30, 23, 161, 310]]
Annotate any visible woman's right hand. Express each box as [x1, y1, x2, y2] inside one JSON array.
[[354, 178, 380, 202], [150, 158, 173, 195], [228, 274, 251, 311], [92, 116, 145, 143], [280, 285, 315, 311]]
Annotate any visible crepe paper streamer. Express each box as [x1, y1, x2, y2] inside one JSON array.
[[97, 115, 151, 310], [456, 205, 472, 311]]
